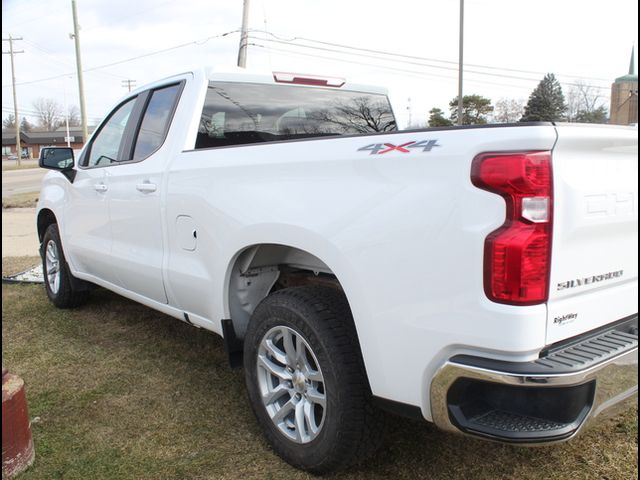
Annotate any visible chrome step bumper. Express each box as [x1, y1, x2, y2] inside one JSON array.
[[430, 316, 638, 444]]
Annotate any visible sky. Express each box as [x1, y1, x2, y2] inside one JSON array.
[[2, 0, 638, 129]]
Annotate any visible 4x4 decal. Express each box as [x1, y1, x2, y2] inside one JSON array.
[[358, 139, 440, 155]]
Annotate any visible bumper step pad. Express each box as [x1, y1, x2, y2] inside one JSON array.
[[469, 409, 566, 433], [535, 329, 637, 371], [451, 315, 638, 375]]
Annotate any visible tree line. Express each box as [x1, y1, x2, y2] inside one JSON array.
[[2, 97, 81, 132], [3, 74, 609, 133], [423, 73, 608, 128]]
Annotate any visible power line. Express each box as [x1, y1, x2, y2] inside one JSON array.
[[2, 102, 105, 119], [10, 11, 61, 29], [121, 79, 137, 92], [249, 29, 611, 83], [1, 29, 239, 89], [21, 38, 127, 80], [79, 0, 177, 33], [6, 0, 176, 32], [248, 35, 610, 92], [2, 105, 104, 122], [249, 43, 611, 99]]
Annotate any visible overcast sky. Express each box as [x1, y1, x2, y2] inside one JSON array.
[[2, 0, 638, 128]]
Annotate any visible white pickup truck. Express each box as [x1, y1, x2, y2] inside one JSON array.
[[37, 68, 638, 473]]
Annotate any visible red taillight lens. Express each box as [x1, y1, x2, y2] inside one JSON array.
[[471, 151, 553, 305]]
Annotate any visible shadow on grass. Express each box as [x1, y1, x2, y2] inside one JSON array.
[[2, 284, 637, 480]]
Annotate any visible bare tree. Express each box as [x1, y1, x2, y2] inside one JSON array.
[[32, 97, 63, 131], [310, 96, 397, 133], [566, 80, 608, 123], [493, 98, 525, 123], [2, 114, 16, 130], [67, 105, 81, 127], [565, 87, 581, 123]]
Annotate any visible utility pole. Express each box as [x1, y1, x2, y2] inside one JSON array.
[[63, 84, 71, 147], [237, 0, 250, 68], [70, 0, 88, 144], [121, 79, 137, 92], [2, 35, 24, 166], [457, 0, 464, 126]]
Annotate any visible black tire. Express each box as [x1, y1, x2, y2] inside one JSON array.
[[41, 223, 89, 308], [243, 286, 384, 474]]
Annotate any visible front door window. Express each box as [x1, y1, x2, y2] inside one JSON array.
[[86, 97, 136, 167]]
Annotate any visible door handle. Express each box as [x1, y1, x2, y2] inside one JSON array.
[[136, 182, 157, 193], [94, 183, 108, 193]]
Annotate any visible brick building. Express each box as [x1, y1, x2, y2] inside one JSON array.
[[1, 127, 94, 159], [609, 48, 638, 125]]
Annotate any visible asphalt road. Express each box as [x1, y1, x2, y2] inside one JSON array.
[[2, 168, 47, 196]]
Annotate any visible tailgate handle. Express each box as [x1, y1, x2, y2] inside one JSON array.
[[136, 182, 157, 193]]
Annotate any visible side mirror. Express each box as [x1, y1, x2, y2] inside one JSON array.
[[39, 147, 75, 171]]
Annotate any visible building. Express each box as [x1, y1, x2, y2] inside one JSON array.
[[609, 47, 638, 125], [1, 127, 94, 160]]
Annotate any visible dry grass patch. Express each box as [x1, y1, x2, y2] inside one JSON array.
[[2, 283, 637, 480], [2, 191, 40, 209], [2, 255, 40, 277]]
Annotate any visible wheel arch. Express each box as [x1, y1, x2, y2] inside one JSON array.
[[37, 208, 58, 243], [223, 241, 366, 343]]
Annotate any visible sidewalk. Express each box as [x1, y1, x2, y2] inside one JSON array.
[[2, 208, 39, 257]]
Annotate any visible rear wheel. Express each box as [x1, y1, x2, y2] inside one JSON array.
[[42, 224, 89, 308], [243, 286, 384, 474]]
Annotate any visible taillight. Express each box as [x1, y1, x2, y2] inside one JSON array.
[[471, 151, 553, 305]]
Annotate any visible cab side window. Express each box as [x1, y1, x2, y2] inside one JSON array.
[[132, 84, 182, 160], [86, 97, 136, 167]]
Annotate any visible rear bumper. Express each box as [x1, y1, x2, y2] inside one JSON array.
[[430, 316, 638, 444]]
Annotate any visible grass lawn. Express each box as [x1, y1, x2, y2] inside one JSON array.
[[2, 191, 39, 209], [2, 276, 637, 480], [2, 160, 39, 171]]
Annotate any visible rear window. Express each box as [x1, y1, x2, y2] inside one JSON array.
[[195, 82, 396, 149]]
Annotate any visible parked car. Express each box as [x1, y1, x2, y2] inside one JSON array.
[[36, 68, 638, 474], [6, 152, 30, 160]]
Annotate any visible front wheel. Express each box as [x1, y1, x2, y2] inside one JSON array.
[[243, 286, 384, 474], [42, 224, 89, 308]]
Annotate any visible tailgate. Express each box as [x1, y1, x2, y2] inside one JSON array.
[[547, 124, 638, 344]]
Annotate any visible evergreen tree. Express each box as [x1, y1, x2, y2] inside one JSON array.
[[575, 105, 608, 124], [20, 117, 33, 132], [428, 108, 453, 127], [449, 95, 493, 125], [521, 73, 567, 122]]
